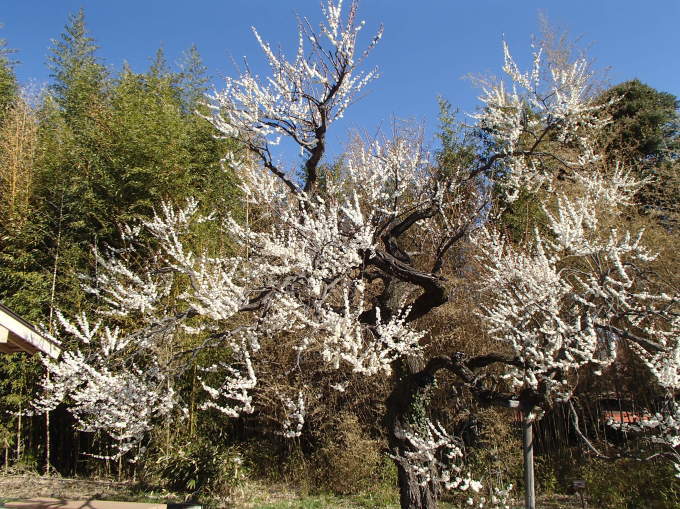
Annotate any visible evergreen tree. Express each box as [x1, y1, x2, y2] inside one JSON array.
[[178, 44, 210, 111], [0, 29, 18, 120], [108, 49, 235, 224], [47, 9, 107, 121], [599, 79, 679, 163], [599, 80, 680, 228]]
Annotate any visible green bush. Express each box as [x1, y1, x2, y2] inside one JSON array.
[[239, 412, 397, 499], [154, 437, 247, 500], [579, 458, 679, 509]]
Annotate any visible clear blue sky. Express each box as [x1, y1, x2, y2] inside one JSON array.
[[2, 0, 679, 157]]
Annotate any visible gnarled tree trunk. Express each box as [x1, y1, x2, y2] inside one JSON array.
[[386, 357, 439, 509]]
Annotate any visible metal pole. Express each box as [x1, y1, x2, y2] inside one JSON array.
[[523, 410, 536, 509]]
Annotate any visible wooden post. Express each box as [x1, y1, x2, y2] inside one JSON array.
[[45, 371, 51, 476], [522, 409, 536, 509], [45, 407, 51, 475], [16, 402, 22, 463]]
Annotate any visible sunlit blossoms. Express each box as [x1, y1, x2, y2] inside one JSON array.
[[36, 1, 427, 456], [472, 42, 613, 201], [394, 419, 512, 508], [476, 171, 678, 405], [35, 313, 174, 458], [398, 419, 470, 491], [207, 0, 382, 192], [278, 391, 306, 439]]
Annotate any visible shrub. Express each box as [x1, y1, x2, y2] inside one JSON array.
[[154, 437, 247, 500], [579, 458, 679, 509], [310, 412, 390, 495]]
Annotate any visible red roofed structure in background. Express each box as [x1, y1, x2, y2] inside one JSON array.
[[0, 302, 61, 358], [601, 410, 652, 424]]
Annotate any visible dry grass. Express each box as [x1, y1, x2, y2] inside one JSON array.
[[0, 474, 178, 504], [0, 474, 589, 508]]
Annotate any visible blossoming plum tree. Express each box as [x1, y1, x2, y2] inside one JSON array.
[[36, 2, 678, 508]]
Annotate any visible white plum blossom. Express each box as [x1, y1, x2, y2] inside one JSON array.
[[476, 165, 679, 477], [199, 337, 257, 418], [338, 135, 433, 215], [476, 170, 678, 401], [207, 0, 382, 191], [36, 1, 423, 460], [398, 419, 467, 491], [35, 315, 174, 458], [298, 281, 426, 376], [472, 42, 614, 201], [396, 419, 512, 508], [470, 39, 678, 484], [278, 391, 306, 439], [476, 226, 598, 398]]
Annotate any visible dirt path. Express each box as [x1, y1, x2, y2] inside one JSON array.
[[2, 499, 166, 509], [0, 475, 145, 503]]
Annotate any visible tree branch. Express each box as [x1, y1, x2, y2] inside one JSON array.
[[366, 249, 448, 323], [596, 324, 665, 353]]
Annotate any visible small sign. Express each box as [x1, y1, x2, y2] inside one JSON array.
[[572, 479, 586, 490]]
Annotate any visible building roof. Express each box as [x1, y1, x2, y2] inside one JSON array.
[[0, 302, 61, 359]]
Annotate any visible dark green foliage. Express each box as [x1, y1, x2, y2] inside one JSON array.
[[0, 220, 54, 321], [599, 79, 679, 164], [599, 80, 680, 228], [0, 31, 18, 120], [542, 456, 680, 509], [497, 188, 549, 243], [0, 9, 239, 476], [639, 159, 680, 228], [435, 98, 477, 176], [581, 459, 679, 509], [153, 436, 246, 498]]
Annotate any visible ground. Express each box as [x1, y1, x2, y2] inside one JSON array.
[[0, 474, 584, 508]]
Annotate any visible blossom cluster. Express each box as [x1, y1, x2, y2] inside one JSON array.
[[477, 171, 678, 402], [472, 42, 613, 201], [35, 313, 174, 458], [207, 0, 382, 164], [398, 419, 512, 508], [278, 391, 306, 439]]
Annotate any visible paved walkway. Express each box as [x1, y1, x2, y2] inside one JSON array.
[[2, 499, 167, 509]]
